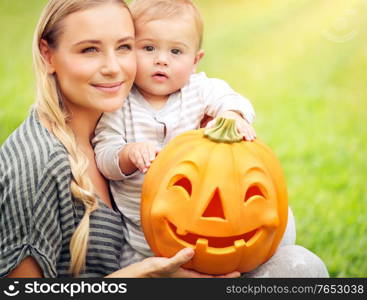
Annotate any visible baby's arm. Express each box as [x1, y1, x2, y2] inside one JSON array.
[[93, 110, 133, 180], [200, 75, 256, 140], [93, 110, 159, 176]]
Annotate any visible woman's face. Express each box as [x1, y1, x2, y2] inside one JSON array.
[[44, 3, 136, 114]]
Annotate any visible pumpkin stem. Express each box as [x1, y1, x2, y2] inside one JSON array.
[[204, 117, 242, 143]]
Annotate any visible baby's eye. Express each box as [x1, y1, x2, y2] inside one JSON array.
[[81, 47, 98, 54], [171, 48, 182, 55], [143, 46, 155, 52]]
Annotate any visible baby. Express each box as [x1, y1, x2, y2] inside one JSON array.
[[93, 0, 256, 263]]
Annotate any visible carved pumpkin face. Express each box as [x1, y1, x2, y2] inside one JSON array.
[[141, 119, 288, 274]]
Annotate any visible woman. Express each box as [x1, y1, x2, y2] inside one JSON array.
[[0, 0, 239, 278]]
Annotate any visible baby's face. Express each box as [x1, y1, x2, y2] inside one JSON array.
[[134, 14, 202, 102]]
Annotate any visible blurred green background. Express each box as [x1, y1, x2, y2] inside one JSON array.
[[0, 0, 366, 277]]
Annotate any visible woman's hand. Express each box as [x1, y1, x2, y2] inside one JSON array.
[[143, 248, 240, 278], [106, 248, 241, 278]]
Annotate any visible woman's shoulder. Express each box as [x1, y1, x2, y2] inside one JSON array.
[[1, 111, 68, 162], [0, 111, 71, 198]]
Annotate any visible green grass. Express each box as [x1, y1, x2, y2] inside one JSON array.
[[1, 0, 366, 277]]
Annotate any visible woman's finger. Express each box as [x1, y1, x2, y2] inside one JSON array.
[[215, 271, 241, 278], [166, 248, 195, 269], [172, 268, 216, 278], [148, 248, 195, 278]]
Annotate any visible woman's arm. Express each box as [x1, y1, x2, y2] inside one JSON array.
[[106, 248, 240, 278], [6, 250, 240, 278], [6, 256, 43, 278]]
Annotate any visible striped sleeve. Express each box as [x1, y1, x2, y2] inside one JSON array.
[[93, 108, 132, 181], [198, 74, 256, 123], [0, 117, 66, 277]]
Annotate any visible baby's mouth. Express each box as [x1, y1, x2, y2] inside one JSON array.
[[152, 72, 168, 79]]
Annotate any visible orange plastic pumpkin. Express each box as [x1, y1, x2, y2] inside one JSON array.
[[141, 118, 288, 274]]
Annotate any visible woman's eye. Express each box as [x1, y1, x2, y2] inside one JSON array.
[[143, 46, 155, 52], [171, 48, 182, 55], [118, 44, 132, 51], [81, 47, 98, 54]]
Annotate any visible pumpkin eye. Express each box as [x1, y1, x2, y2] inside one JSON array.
[[172, 176, 192, 196], [244, 185, 265, 202]]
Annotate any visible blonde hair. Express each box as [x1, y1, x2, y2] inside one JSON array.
[[130, 0, 203, 49], [32, 0, 129, 276]]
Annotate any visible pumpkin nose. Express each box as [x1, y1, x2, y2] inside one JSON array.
[[202, 188, 226, 220]]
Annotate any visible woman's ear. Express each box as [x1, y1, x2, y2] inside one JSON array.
[[39, 39, 56, 74], [192, 49, 205, 73]]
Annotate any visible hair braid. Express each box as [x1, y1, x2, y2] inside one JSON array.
[[32, 0, 129, 276]]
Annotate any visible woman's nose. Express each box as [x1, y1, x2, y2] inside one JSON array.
[[101, 53, 120, 76]]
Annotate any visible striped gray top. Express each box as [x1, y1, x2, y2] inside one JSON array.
[[0, 110, 133, 277], [93, 72, 255, 259]]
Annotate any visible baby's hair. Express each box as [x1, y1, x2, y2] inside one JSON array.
[[130, 0, 203, 49]]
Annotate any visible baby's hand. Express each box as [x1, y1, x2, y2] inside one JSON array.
[[208, 111, 256, 141], [127, 142, 159, 173], [233, 116, 256, 141]]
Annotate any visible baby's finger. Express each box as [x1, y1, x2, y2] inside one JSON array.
[[141, 146, 152, 168], [246, 131, 255, 141], [245, 125, 256, 140], [239, 126, 254, 141], [148, 144, 157, 162], [132, 153, 146, 173], [240, 122, 257, 141], [236, 123, 248, 137], [249, 126, 257, 139]]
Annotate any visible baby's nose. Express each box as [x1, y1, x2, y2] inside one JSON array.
[[154, 52, 169, 66]]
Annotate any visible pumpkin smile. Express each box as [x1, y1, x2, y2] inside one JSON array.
[[167, 220, 261, 248]]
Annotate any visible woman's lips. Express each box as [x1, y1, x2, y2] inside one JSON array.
[[92, 82, 123, 94]]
